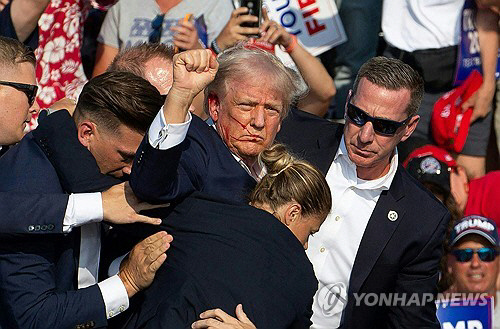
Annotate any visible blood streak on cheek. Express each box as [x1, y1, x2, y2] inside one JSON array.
[[230, 115, 251, 134]]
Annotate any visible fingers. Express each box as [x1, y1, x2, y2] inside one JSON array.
[[235, 13, 259, 26], [235, 304, 251, 324], [200, 308, 232, 322], [192, 318, 224, 328], [231, 6, 249, 18], [131, 214, 162, 225], [178, 49, 214, 73], [262, 7, 269, 21]]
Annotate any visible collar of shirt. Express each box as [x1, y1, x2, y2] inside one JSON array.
[[334, 135, 398, 191], [211, 124, 267, 181]]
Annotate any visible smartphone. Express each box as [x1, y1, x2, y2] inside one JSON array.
[[239, 0, 262, 30]]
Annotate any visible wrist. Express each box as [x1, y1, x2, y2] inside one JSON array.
[[118, 269, 138, 298], [211, 39, 223, 54], [283, 34, 297, 53]]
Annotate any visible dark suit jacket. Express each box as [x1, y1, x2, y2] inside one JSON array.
[[277, 109, 450, 329], [0, 110, 118, 236], [118, 194, 317, 329], [0, 131, 109, 329], [130, 114, 256, 204]]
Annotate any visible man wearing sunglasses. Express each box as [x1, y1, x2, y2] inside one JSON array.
[[276, 56, 450, 329], [446, 215, 499, 326]]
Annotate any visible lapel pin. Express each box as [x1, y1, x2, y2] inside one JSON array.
[[388, 210, 398, 221]]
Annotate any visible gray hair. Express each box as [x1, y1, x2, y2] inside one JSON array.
[[353, 56, 424, 117], [204, 44, 307, 118]]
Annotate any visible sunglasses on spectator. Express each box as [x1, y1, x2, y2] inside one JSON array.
[[149, 14, 165, 43], [451, 247, 499, 262], [346, 94, 411, 136], [0, 81, 38, 107]]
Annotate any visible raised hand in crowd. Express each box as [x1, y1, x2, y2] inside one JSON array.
[[192, 304, 257, 329], [102, 182, 165, 226], [258, 8, 335, 117], [163, 48, 218, 124], [214, 7, 260, 52], [118, 231, 173, 298], [49, 97, 77, 115], [171, 18, 204, 51], [461, 4, 498, 123]]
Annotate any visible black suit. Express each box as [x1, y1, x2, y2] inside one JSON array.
[[117, 194, 317, 329], [277, 109, 450, 329], [130, 114, 256, 205], [0, 132, 108, 329]]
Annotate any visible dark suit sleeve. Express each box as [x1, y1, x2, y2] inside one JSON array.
[[386, 211, 450, 329], [33, 110, 120, 193], [0, 192, 67, 234], [130, 131, 208, 204], [0, 237, 107, 329]]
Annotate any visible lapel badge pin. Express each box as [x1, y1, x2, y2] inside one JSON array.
[[388, 210, 398, 221]]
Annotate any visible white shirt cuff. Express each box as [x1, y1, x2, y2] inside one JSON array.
[[97, 275, 129, 319], [148, 106, 191, 150], [62, 193, 103, 233]]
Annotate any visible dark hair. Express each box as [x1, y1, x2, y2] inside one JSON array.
[[74, 71, 162, 134], [0, 36, 36, 67], [107, 42, 175, 78], [249, 144, 332, 218], [353, 56, 424, 117]]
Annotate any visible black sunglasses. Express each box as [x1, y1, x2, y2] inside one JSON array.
[[346, 96, 410, 136], [451, 247, 499, 262], [149, 14, 165, 43], [0, 81, 38, 107]]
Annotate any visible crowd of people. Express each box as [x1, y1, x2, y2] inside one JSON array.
[[0, 0, 499, 328]]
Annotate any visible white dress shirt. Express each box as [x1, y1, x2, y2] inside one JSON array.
[[307, 136, 399, 328], [382, 0, 463, 52]]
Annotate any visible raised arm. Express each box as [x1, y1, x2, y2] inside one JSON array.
[[9, 0, 50, 42], [130, 49, 218, 203]]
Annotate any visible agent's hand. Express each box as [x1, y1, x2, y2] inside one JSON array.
[[192, 304, 257, 329], [258, 8, 293, 48], [118, 231, 173, 298], [215, 7, 260, 51], [102, 182, 166, 226], [49, 97, 77, 116], [171, 19, 204, 51]]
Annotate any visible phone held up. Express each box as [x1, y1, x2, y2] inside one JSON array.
[[238, 0, 262, 32]]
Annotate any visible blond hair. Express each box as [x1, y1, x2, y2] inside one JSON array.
[[249, 144, 331, 218]]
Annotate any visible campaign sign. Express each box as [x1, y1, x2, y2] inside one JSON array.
[[454, 0, 500, 86], [264, 0, 347, 65], [436, 296, 493, 329]]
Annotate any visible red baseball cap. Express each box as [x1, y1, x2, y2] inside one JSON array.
[[431, 70, 483, 153]]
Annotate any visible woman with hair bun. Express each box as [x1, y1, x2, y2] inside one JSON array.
[[120, 144, 331, 329]]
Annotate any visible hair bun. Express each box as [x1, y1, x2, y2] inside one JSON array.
[[260, 144, 295, 177]]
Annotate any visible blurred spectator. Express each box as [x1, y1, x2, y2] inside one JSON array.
[[404, 145, 500, 226], [31, 0, 92, 130], [0, 0, 51, 49], [0, 36, 37, 149], [215, 7, 335, 117], [258, 9, 335, 117], [92, 0, 232, 76], [445, 215, 499, 328], [319, 0, 382, 120], [382, 0, 498, 179]]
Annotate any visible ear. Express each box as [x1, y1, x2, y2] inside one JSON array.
[[77, 120, 97, 150], [283, 202, 302, 226], [207, 93, 220, 122], [400, 115, 420, 142]]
